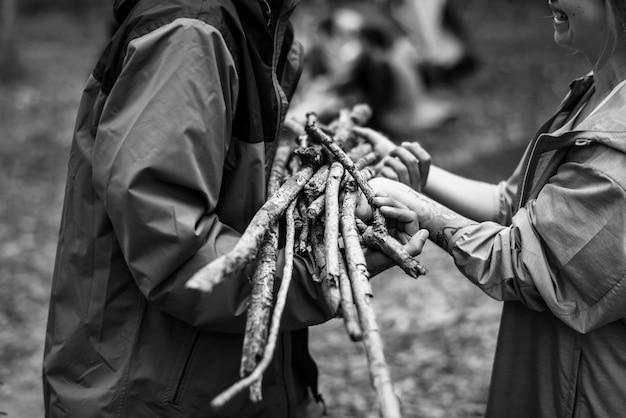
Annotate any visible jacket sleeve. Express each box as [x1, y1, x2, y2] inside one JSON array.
[[449, 148, 626, 333], [92, 18, 332, 333]]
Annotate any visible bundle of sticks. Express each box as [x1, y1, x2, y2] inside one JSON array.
[[186, 104, 427, 418]]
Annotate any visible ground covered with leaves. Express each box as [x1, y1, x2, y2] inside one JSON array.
[[0, 2, 587, 417]]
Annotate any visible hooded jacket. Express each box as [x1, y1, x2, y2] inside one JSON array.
[[43, 1, 334, 416], [448, 75, 626, 417]]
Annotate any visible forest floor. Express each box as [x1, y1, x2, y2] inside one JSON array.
[[0, 2, 587, 417]]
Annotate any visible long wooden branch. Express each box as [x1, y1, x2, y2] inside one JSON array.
[[324, 161, 344, 284], [240, 223, 278, 400], [340, 180, 401, 418]]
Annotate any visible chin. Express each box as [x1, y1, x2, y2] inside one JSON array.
[[553, 33, 572, 50]]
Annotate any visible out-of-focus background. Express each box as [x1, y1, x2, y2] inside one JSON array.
[[0, 0, 587, 417]]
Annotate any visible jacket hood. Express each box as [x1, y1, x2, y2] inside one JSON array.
[[114, 0, 299, 25]]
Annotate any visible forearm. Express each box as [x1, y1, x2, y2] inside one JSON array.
[[423, 166, 501, 222]]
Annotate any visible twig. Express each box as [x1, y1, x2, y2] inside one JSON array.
[[211, 200, 299, 409]]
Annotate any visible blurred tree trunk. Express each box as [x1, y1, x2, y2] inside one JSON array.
[[0, 0, 20, 82]]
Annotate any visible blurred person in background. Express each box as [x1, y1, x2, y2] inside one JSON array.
[[41, 0, 426, 417], [355, 0, 626, 416], [387, 0, 479, 86], [289, 5, 456, 136]]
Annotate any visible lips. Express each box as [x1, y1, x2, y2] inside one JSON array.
[[550, 4, 568, 23]]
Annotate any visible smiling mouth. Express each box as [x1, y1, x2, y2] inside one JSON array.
[[550, 4, 568, 23], [553, 11, 568, 23]]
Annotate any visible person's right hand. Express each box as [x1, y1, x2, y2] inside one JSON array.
[[352, 126, 432, 192], [379, 142, 431, 192]]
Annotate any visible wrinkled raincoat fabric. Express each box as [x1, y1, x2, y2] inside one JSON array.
[[449, 74, 626, 417], [43, 1, 334, 417]]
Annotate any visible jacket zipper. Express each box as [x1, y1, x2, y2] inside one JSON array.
[[270, 1, 292, 143], [518, 133, 594, 209], [518, 133, 545, 210]]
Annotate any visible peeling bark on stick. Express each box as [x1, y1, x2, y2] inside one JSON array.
[[186, 166, 316, 292], [211, 201, 299, 410], [304, 164, 330, 201], [340, 182, 401, 418], [240, 224, 278, 401], [363, 228, 428, 277], [240, 158, 284, 400], [324, 162, 344, 284], [340, 182, 373, 299], [306, 194, 325, 221], [310, 219, 340, 314], [296, 197, 311, 256]]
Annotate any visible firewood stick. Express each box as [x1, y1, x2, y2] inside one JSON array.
[[340, 179, 402, 418], [324, 161, 344, 285], [306, 194, 325, 221], [310, 219, 340, 314], [340, 181, 373, 299], [240, 223, 278, 401], [240, 147, 288, 400], [296, 197, 311, 256], [363, 227, 428, 277], [186, 165, 316, 292], [338, 255, 362, 342], [211, 200, 299, 410], [304, 164, 330, 201]]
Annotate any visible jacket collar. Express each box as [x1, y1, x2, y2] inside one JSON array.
[[540, 73, 626, 154], [572, 75, 626, 154]]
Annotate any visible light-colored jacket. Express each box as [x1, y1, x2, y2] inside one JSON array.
[[43, 1, 333, 417], [450, 75, 626, 417]]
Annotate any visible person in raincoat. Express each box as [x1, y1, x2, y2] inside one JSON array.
[[355, 0, 626, 416], [41, 0, 426, 417]]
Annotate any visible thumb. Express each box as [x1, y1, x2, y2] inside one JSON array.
[[404, 229, 429, 257], [354, 193, 373, 222]]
